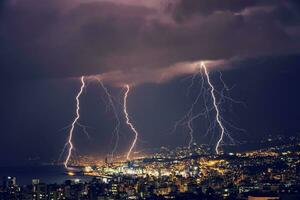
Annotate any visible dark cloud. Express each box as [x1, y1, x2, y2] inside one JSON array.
[[0, 0, 299, 82], [171, 0, 263, 19]]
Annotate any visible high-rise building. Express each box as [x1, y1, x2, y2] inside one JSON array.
[[3, 176, 16, 189]]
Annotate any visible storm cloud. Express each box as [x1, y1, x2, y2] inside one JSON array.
[[0, 0, 299, 84]]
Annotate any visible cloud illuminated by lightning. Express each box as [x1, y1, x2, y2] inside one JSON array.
[[123, 85, 139, 160], [64, 76, 86, 168]]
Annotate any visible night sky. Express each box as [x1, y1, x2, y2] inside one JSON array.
[[0, 0, 300, 165]]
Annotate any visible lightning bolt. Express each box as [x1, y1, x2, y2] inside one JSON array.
[[97, 79, 121, 160], [173, 61, 244, 154], [186, 115, 196, 149], [173, 91, 202, 149], [200, 62, 225, 154], [123, 85, 139, 160], [172, 68, 208, 149], [64, 76, 86, 168]]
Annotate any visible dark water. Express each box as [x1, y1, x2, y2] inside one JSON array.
[[0, 165, 92, 186]]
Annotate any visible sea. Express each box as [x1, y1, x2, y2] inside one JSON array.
[[0, 165, 93, 186]]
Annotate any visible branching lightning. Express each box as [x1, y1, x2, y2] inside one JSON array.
[[64, 76, 86, 168], [173, 87, 204, 149], [58, 62, 242, 165], [173, 61, 244, 154], [97, 79, 121, 160], [123, 85, 139, 160], [172, 64, 209, 149]]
